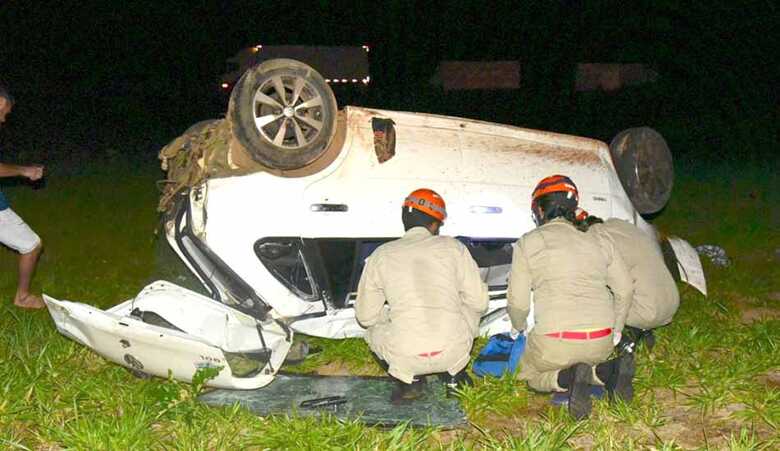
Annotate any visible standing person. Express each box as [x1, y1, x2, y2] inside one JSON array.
[[583, 213, 680, 350], [507, 175, 635, 419], [356, 188, 488, 403], [0, 86, 45, 309]]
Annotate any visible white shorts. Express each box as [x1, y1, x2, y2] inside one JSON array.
[[0, 208, 41, 254]]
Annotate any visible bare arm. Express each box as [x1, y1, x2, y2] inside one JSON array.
[[0, 163, 44, 181], [355, 255, 386, 328], [507, 241, 533, 331]]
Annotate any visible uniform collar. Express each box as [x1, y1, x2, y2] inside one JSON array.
[[542, 217, 573, 228], [403, 226, 433, 238]]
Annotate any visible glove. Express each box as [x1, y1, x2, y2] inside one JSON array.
[[612, 331, 622, 346]]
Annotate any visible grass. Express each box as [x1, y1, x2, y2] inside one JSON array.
[[1, 156, 778, 449]]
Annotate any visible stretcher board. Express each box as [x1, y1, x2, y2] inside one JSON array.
[[199, 373, 468, 428]]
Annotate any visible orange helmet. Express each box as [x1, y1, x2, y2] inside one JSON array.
[[531, 175, 579, 225], [531, 175, 579, 208], [575, 207, 589, 222], [403, 188, 447, 222]]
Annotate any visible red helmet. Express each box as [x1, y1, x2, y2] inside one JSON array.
[[403, 188, 447, 222]]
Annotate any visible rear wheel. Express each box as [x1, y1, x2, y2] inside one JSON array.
[[609, 127, 674, 215], [228, 59, 338, 170]]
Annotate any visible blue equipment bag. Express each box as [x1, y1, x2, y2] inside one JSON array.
[[472, 333, 526, 377]]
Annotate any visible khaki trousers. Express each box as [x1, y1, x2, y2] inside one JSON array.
[[518, 332, 613, 392], [365, 323, 472, 384]]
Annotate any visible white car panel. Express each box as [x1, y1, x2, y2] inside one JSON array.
[[667, 237, 708, 296], [44, 281, 292, 389]]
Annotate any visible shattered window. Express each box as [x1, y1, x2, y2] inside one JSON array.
[[254, 238, 318, 301], [457, 237, 516, 289], [315, 240, 356, 307], [311, 239, 388, 308]]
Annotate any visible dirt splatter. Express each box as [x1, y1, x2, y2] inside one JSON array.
[[506, 142, 604, 167]]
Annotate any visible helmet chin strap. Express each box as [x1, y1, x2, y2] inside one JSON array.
[[532, 205, 544, 227]]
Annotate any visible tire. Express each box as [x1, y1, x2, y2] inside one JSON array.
[[228, 59, 338, 170], [609, 127, 674, 215]]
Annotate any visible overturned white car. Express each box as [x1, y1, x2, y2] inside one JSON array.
[[45, 59, 706, 389]]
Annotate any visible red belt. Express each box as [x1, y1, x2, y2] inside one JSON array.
[[418, 351, 442, 357], [545, 328, 612, 340]]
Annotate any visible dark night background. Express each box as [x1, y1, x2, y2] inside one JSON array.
[[0, 1, 777, 170]]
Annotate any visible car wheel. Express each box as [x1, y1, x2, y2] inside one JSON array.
[[228, 59, 338, 170], [609, 127, 674, 215]]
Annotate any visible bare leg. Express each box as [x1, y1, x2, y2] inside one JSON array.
[[14, 242, 44, 309]]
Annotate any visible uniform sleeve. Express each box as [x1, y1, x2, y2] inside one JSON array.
[[457, 244, 489, 317], [355, 255, 386, 328], [507, 240, 533, 331], [604, 240, 634, 333]]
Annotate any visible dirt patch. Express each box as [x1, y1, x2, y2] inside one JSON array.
[[646, 387, 743, 449], [569, 433, 596, 450], [312, 360, 382, 377], [759, 370, 780, 388], [313, 361, 358, 376], [427, 429, 461, 446], [502, 394, 550, 420], [740, 307, 780, 324], [654, 405, 704, 449], [712, 403, 748, 420], [768, 291, 780, 302], [477, 412, 524, 434]]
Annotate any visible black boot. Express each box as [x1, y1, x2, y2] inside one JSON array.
[[622, 326, 655, 352], [617, 333, 636, 355], [440, 369, 473, 397], [567, 363, 593, 420], [643, 329, 656, 351], [390, 377, 426, 404], [606, 353, 635, 403]]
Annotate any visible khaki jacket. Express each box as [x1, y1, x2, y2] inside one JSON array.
[[507, 218, 633, 335], [355, 227, 489, 357], [590, 219, 680, 329]]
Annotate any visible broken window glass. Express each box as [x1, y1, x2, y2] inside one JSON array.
[[457, 238, 516, 289], [309, 239, 389, 308], [254, 238, 318, 301]]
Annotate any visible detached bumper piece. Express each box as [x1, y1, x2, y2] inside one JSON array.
[[44, 281, 293, 389]]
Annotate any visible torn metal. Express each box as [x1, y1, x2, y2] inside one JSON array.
[[45, 281, 292, 389]]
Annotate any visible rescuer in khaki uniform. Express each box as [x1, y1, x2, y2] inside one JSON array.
[[507, 175, 636, 419], [586, 215, 680, 348], [356, 188, 488, 403]]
